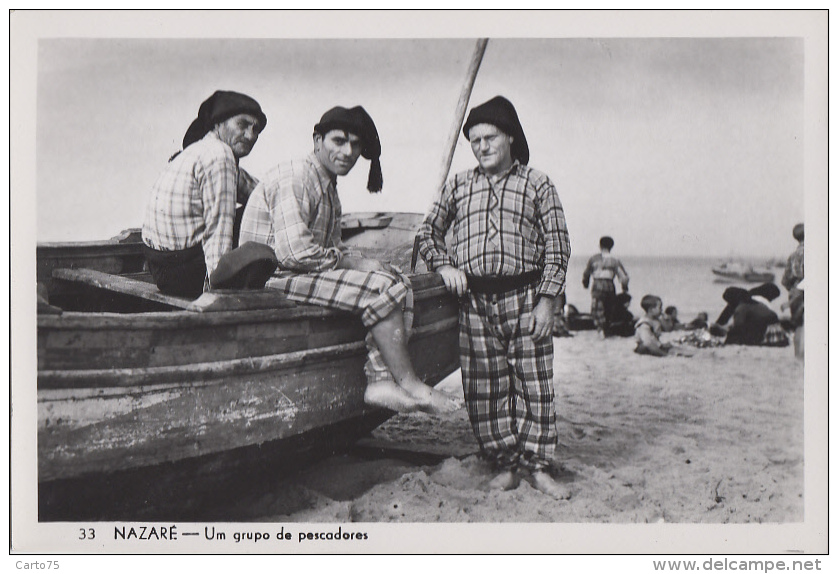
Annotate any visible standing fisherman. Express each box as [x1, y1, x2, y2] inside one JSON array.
[[417, 96, 572, 499]]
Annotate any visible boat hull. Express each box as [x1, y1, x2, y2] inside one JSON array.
[[711, 260, 776, 284], [711, 269, 776, 284], [38, 304, 458, 483], [38, 410, 394, 521], [36, 213, 461, 489]]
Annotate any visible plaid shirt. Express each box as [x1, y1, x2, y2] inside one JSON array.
[[417, 161, 570, 298], [781, 242, 804, 291], [141, 132, 238, 276], [240, 153, 355, 273]]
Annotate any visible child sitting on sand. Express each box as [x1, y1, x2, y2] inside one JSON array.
[[659, 305, 682, 332], [635, 295, 692, 357]]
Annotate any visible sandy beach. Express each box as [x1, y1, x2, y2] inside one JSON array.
[[213, 329, 803, 524]]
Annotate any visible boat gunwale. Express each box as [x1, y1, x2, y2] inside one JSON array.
[[38, 277, 453, 329]]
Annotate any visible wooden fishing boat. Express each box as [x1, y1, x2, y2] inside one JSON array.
[[711, 261, 776, 284], [34, 39, 492, 520], [36, 212, 460, 515]]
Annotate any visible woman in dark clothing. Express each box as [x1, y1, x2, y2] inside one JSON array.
[[712, 283, 787, 346], [602, 292, 636, 337]]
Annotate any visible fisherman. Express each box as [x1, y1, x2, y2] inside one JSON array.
[[142, 90, 269, 298], [417, 96, 572, 499], [239, 105, 459, 415]]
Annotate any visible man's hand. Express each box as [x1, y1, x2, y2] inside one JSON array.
[[437, 264, 468, 297], [529, 296, 556, 342]]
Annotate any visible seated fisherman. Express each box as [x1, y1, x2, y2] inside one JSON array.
[[239, 105, 460, 415], [141, 90, 268, 298]]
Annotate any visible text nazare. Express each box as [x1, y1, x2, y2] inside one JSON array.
[[114, 525, 178, 541]]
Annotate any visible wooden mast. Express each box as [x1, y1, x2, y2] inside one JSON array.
[[411, 38, 489, 272]]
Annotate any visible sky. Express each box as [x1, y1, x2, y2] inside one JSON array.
[[22, 12, 822, 259]]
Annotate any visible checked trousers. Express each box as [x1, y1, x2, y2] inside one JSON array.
[[460, 285, 558, 472], [267, 268, 413, 385], [590, 279, 616, 332]]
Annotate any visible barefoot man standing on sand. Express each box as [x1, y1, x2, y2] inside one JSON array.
[[417, 96, 572, 498], [239, 105, 459, 415]]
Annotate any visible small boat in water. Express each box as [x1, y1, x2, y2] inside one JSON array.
[[36, 212, 460, 516], [711, 261, 776, 284]]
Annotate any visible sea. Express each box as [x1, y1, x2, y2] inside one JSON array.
[[562, 255, 787, 324]]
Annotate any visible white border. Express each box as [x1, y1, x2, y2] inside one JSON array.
[[8, 9, 829, 558]]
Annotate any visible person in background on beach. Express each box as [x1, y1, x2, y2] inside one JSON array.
[[239, 105, 459, 415], [417, 96, 571, 500], [552, 293, 572, 337], [602, 292, 635, 337], [781, 223, 804, 358], [562, 303, 595, 331], [582, 236, 629, 339], [781, 223, 804, 300], [710, 286, 749, 335], [634, 295, 692, 357], [659, 305, 683, 332], [142, 90, 268, 298], [711, 284, 788, 347], [684, 312, 709, 330]]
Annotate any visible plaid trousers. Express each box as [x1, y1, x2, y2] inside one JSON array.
[[460, 285, 557, 472], [590, 279, 616, 331], [267, 268, 413, 385]]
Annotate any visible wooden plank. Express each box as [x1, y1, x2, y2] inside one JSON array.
[[38, 307, 320, 330], [38, 347, 152, 371], [38, 340, 369, 389], [238, 334, 312, 357], [40, 272, 445, 330], [187, 289, 294, 312], [151, 324, 239, 347], [37, 352, 375, 481], [52, 267, 193, 309], [43, 328, 154, 349], [52, 268, 296, 313], [236, 319, 311, 340], [341, 213, 393, 231], [147, 341, 241, 368]]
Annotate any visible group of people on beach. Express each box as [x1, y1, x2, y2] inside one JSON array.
[[141, 91, 571, 499], [577, 225, 804, 358], [139, 88, 804, 501], [576, 236, 696, 357]]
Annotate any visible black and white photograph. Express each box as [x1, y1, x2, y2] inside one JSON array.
[[9, 9, 828, 560]]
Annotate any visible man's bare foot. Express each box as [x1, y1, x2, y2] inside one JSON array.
[[488, 470, 518, 491], [364, 381, 422, 413], [399, 379, 462, 414], [531, 471, 571, 500]]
